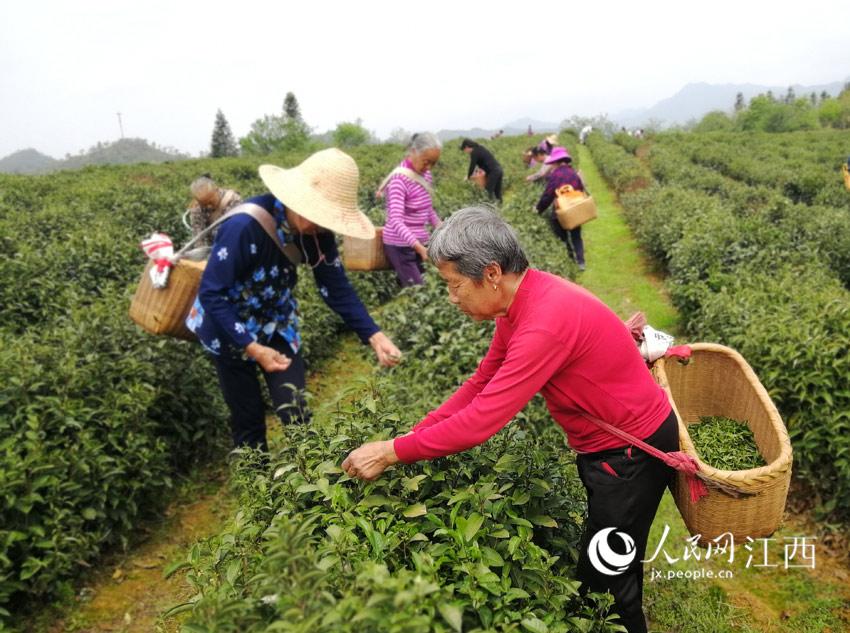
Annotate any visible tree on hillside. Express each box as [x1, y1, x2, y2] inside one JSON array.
[[736, 95, 818, 132], [561, 114, 617, 137], [332, 119, 372, 148], [818, 90, 850, 129], [388, 127, 412, 144], [820, 90, 830, 102], [734, 92, 745, 112], [784, 86, 796, 105], [694, 110, 733, 133], [210, 109, 239, 157], [283, 92, 302, 122], [240, 97, 312, 155]]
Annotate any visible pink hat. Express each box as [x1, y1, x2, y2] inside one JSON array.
[[544, 147, 572, 164]]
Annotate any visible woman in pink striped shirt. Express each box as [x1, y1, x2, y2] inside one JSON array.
[[380, 133, 442, 287]]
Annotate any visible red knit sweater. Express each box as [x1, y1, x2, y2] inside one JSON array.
[[393, 269, 671, 463]]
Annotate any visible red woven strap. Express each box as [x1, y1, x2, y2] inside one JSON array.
[[153, 258, 173, 274], [623, 312, 647, 341], [583, 415, 709, 502], [665, 345, 692, 361]]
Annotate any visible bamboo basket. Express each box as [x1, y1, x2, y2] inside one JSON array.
[[128, 258, 206, 340], [555, 193, 598, 230], [343, 227, 391, 271], [471, 168, 487, 189], [652, 343, 792, 545]]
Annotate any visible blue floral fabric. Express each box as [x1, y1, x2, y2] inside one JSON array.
[[186, 194, 380, 358]]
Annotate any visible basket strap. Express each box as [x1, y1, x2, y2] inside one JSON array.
[[376, 167, 434, 197], [581, 414, 712, 502], [583, 414, 759, 500]]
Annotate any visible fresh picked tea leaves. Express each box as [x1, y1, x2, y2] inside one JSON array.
[[689, 416, 766, 471]]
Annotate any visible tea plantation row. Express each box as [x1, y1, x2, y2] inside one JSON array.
[[0, 144, 451, 622], [168, 134, 626, 632], [587, 132, 850, 524]]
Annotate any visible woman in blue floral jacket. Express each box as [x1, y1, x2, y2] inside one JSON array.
[[187, 149, 401, 452]]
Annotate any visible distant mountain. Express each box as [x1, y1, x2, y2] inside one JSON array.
[[0, 138, 190, 175], [436, 127, 495, 142], [613, 80, 847, 128], [436, 118, 559, 143], [502, 117, 560, 133], [0, 148, 60, 174]]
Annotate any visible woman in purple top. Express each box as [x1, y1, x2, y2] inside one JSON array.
[[380, 133, 443, 287], [535, 147, 587, 271]]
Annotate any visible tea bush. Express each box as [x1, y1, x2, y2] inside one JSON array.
[[0, 144, 406, 620], [173, 135, 624, 631], [589, 131, 850, 523], [585, 134, 651, 192]]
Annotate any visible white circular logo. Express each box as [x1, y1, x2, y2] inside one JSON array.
[[588, 527, 636, 576]]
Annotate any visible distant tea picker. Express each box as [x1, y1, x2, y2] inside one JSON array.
[[185, 174, 242, 248], [375, 133, 443, 287], [460, 138, 504, 202]]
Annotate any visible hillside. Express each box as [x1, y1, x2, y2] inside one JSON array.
[[614, 79, 847, 127], [0, 148, 60, 174], [0, 138, 190, 174]]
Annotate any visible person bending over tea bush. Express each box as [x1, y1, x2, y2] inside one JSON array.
[[187, 149, 401, 452], [535, 147, 587, 271], [343, 207, 676, 633], [377, 132, 442, 287], [187, 174, 242, 248], [460, 138, 504, 202]]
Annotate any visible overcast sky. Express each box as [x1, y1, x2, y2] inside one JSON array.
[[1, 0, 848, 158]]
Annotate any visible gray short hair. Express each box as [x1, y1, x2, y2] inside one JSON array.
[[407, 132, 442, 154], [428, 206, 529, 280]]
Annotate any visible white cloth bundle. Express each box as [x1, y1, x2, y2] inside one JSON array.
[[639, 325, 675, 363], [140, 232, 175, 289]]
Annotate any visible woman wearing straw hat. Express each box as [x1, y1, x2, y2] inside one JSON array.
[[535, 146, 587, 271], [342, 207, 680, 633], [186, 148, 402, 452], [378, 132, 442, 287], [538, 133, 558, 154]]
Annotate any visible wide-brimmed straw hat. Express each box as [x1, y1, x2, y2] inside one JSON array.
[[545, 146, 572, 164], [258, 148, 375, 239], [545, 133, 559, 145]]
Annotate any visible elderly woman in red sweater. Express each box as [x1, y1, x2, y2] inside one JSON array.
[[342, 207, 677, 633]]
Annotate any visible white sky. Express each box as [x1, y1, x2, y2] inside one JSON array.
[[1, 0, 848, 158]]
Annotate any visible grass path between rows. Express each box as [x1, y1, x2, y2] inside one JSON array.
[[33, 335, 376, 633], [575, 144, 850, 633], [37, 149, 850, 632]]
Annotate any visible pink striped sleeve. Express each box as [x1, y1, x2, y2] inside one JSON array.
[[384, 177, 418, 247]]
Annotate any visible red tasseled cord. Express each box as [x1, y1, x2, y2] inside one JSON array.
[[583, 414, 710, 503]]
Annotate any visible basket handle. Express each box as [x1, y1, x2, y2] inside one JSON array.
[[173, 208, 237, 261], [173, 203, 302, 267]]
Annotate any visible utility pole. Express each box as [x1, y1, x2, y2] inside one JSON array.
[[116, 112, 124, 138]]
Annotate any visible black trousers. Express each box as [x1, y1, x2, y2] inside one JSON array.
[[485, 168, 504, 202], [547, 210, 585, 266], [212, 336, 310, 452], [575, 410, 678, 633]]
